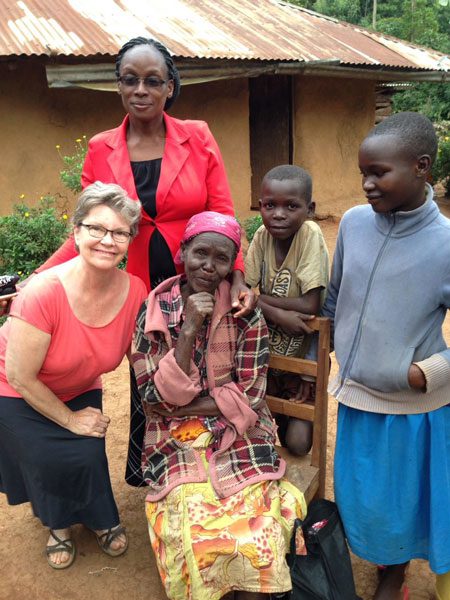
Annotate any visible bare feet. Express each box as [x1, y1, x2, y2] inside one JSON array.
[[374, 563, 408, 600], [46, 528, 75, 568]]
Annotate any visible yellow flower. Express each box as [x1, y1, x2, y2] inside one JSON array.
[[18, 271, 22, 276], [19, 194, 25, 199], [82, 135, 86, 139], [24, 212, 29, 217], [56, 144, 60, 149], [445, 136, 449, 142], [75, 138, 82, 143], [62, 214, 68, 220], [40, 196, 43, 200]]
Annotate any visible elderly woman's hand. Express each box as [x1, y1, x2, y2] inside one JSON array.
[[152, 396, 221, 418], [230, 271, 256, 318], [183, 292, 215, 335], [66, 407, 111, 437]]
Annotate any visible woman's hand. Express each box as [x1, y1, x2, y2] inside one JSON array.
[[408, 363, 426, 392], [175, 292, 215, 374], [230, 270, 256, 317], [6, 317, 111, 434], [182, 292, 215, 336], [66, 407, 111, 437]]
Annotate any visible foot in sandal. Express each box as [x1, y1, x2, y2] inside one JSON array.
[[93, 524, 128, 557], [46, 528, 76, 569]]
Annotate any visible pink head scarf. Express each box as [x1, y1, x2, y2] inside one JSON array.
[[174, 211, 241, 264]]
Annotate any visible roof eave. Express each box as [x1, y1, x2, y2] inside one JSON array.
[[45, 59, 449, 91], [277, 62, 449, 82]]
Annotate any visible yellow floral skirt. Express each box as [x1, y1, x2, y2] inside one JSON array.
[[145, 421, 306, 600], [436, 572, 450, 600]]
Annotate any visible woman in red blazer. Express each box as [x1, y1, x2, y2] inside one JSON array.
[[38, 36, 254, 487]]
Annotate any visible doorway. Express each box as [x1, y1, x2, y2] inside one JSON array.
[[249, 74, 293, 208]]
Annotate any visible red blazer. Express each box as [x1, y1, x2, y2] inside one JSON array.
[[39, 113, 244, 289]]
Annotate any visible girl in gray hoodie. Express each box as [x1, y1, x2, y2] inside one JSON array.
[[325, 112, 450, 600]]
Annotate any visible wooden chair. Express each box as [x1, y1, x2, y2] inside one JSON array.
[[266, 317, 330, 504]]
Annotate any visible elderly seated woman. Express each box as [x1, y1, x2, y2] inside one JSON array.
[[0, 182, 147, 569], [131, 211, 306, 600]]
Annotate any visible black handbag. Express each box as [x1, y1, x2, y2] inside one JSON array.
[[286, 498, 361, 600]]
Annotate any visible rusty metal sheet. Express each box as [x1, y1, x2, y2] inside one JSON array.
[[0, 0, 448, 72]]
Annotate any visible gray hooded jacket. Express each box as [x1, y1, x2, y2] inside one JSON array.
[[324, 185, 450, 414]]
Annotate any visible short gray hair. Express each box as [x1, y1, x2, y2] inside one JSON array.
[[73, 182, 141, 237]]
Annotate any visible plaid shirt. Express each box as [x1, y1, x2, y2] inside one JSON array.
[[132, 276, 285, 500]]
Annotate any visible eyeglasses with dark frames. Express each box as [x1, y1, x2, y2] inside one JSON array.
[[79, 223, 132, 243], [118, 75, 170, 89]]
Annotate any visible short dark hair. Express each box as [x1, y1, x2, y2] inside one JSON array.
[[366, 111, 438, 165], [263, 164, 313, 204], [115, 37, 181, 110]]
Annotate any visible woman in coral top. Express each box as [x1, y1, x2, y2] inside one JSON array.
[[132, 212, 305, 600], [37, 37, 254, 487], [0, 183, 147, 569]]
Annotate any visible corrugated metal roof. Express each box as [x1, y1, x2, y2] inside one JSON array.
[[1, 0, 449, 73]]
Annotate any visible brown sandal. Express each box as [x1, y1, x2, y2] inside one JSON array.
[[46, 529, 76, 570], [93, 525, 128, 557]]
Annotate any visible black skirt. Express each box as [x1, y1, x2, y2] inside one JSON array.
[[0, 389, 119, 530]]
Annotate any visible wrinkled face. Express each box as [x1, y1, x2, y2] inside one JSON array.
[[259, 178, 312, 241], [74, 205, 131, 270], [181, 232, 236, 295], [358, 135, 429, 213], [117, 44, 174, 122]]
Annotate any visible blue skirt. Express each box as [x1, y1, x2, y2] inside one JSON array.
[[334, 403, 450, 575]]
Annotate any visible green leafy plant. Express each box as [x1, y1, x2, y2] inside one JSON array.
[[57, 136, 87, 194], [242, 214, 263, 243], [0, 197, 70, 277], [433, 122, 450, 196]]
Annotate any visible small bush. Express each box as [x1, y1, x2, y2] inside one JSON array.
[[433, 122, 450, 197], [57, 136, 87, 194], [0, 197, 70, 277], [242, 214, 263, 243]]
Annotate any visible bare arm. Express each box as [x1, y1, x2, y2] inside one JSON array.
[[5, 318, 110, 437], [257, 288, 322, 336], [257, 299, 313, 336], [259, 287, 321, 315]]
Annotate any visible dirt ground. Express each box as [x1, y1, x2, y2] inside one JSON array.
[[1, 198, 450, 600]]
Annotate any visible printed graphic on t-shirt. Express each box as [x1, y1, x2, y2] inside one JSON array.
[[262, 266, 305, 356]]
